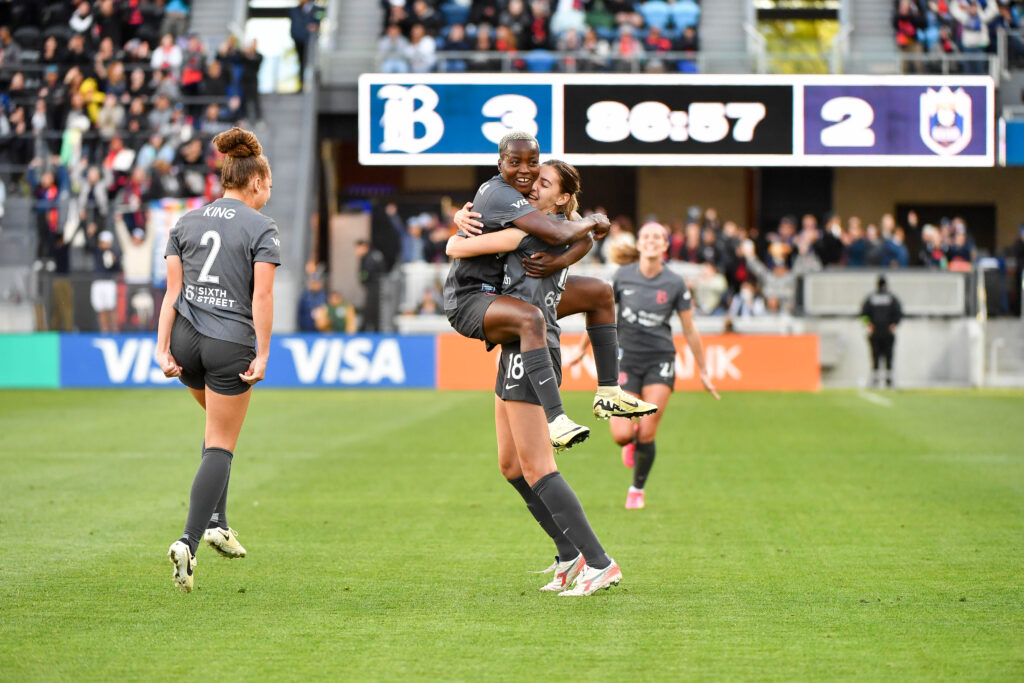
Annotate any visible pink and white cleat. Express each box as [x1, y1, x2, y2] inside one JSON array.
[[539, 553, 585, 592], [625, 487, 645, 510], [621, 442, 635, 468], [559, 560, 622, 596]]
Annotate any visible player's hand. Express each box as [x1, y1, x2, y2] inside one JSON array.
[[522, 251, 563, 278], [563, 345, 587, 368], [240, 355, 267, 385], [454, 202, 484, 236], [889, 324, 896, 334], [589, 213, 611, 239], [699, 369, 721, 400], [156, 349, 182, 378]]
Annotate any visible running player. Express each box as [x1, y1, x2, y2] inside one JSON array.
[[447, 160, 622, 596], [449, 132, 657, 447], [156, 127, 280, 593], [568, 222, 720, 510]]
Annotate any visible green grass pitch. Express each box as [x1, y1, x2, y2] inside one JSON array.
[[1, 389, 1022, 680]]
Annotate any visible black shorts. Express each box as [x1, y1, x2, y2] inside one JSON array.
[[170, 316, 256, 396], [446, 290, 499, 350], [619, 352, 676, 395], [495, 342, 562, 404]]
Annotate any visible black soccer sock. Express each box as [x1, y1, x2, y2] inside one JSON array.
[[508, 476, 578, 560], [209, 458, 231, 530], [522, 347, 564, 423], [532, 472, 611, 569], [587, 323, 619, 387], [633, 440, 656, 490], [182, 447, 233, 555]]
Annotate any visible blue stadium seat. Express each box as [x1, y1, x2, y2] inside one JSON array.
[[671, 0, 701, 30], [639, 1, 671, 31], [441, 3, 470, 26], [678, 58, 699, 74], [524, 49, 558, 72]]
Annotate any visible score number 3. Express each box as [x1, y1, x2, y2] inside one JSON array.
[[820, 97, 875, 148]]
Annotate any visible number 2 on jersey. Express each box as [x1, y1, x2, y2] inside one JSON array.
[[197, 230, 221, 284]]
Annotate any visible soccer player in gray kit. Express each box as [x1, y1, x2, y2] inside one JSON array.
[[447, 131, 657, 453], [156, 127, 280, 593], [568, 222, 720, 510]]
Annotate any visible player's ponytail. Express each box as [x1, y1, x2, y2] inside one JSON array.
[[214, 127, 270, 190], [542, 159, 581, 217]]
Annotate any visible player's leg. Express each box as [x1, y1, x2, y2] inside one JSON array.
[[495, 396, 579, 576], [506, 400, 620, 595], [881, 334, 895, 387], [182, 387, 236, 551], [559, 276, 657, 420], [869, 335, 882, 387], [625, 382, 673, 510], [486, 296, 587, 449], [609, 357, 645, 467]]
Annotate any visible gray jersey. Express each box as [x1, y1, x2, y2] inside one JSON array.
[[165, 197, 281, 347], [614, 262, 692, 360], [502, 226, 570, 349], [443, 174, 537, 311]]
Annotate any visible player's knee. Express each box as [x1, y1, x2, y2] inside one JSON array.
[[518, 306, 546, 339], [596, 280, 614, 308], [637, 425, 658, 443], [498, 459, 521, 480]]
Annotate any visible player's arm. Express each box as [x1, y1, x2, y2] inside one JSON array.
[[522, 233, 594, 279], [513, 210, 610, 247], [241, 261, 277, 385], [679, 308, 720, 400], [155, 255, 183, 378], [446, 228, 527, 258]]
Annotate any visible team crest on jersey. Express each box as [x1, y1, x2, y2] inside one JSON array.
[[656, 290, 668, 304], [920, 86, 972, 157]]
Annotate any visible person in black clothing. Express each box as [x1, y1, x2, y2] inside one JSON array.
[[355, 239, 386, 332], [239, 41, 263, 123], [861, 276, 903, 388], [290, 0, 322, 89]]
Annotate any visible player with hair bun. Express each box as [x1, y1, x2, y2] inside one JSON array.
[[568, 221, 720, 510], [157, 127, 281, 592]]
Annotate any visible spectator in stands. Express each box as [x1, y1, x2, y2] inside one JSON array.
[[678, 221, 702, 262], [604, 0, 644, 29], [298, 269, 328, 332], [1013, 225, 1024, 315], [441, 22, 471, 70], [161, 0, 190, 39], [180, 34, 206, 108], [174, 138, 208, 197], [406, 23, 438, 73], [918, 224, 946, 267], [945, 222, 976, 269], [887, 226, 910, 267], [524, 0, 553, 50], [69, 2, 94, 37], [844, 217, 866, 266], [378, 23, 411, 72], [894, 0, 927, 72], [613, 24, 645, 71], [728, 280, 767, 318], [0, 26, 21, 66], [322, 290, 357, 332], [86, 228, 121, 333], [356, 239, 387, 332], [151, 33, 183, 78], [415, 284, 442, 316], [202, 60, 229, 102], [468, 0, 502, 30], [291, 0, 323, 89], [29, 158, 69, 271], [76, 162, 110, 233], [407, 0, 445, 36], [692, 263, 729, 314], [698, 226, 723, 270], [147, 94, 174, 134], [579, 26, 611, 72], [863, 223, 887, 266], [150, 68, 181, 101], [501, 0, 534, 47], [550, 0, 587, 35], [199, 102, 229, 137], [676, 25, 700, 55], [951, 0, 1000, 73], [240, 41, 263, 122], [118, 165, 150, 236]]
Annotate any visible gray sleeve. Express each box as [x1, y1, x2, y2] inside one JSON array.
[[252, 219, 281, 265], [164, 221, 182, 258], [675, 282, 693, 312], [485, 183, 538, 228]]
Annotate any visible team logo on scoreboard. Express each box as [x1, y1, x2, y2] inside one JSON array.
[[919, 86, 972, 156]]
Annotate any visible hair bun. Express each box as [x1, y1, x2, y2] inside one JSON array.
[[214, 127, 262, 158]]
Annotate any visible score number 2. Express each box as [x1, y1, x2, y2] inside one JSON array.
[[819, 97, 875, 148]]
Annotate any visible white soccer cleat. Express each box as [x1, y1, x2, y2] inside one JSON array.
[[548, 414, 590, 452], [539, 553, 586, 592], [593, 387, 658, 420], [204, 526, 247, 558], [559, 560, 622, 597], [168, 540, 196, 593]]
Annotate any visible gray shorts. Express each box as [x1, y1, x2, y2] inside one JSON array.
[[495, 342, 562, 404], [619, 352, 675, 395], [170, 315, 256, 396], [446, 290, 499, 350]]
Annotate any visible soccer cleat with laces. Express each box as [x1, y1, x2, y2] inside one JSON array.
[[548, 414, 590, 452], [168, 540, 196, 593], [592, 387, 658, 420], [559, 560, 622, 596], [539, 554, 585, 592], [204, 526, 247, 558], [625, 487, 645, 510]]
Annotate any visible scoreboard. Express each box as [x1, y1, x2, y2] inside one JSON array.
[[358, 73, 994, 168]]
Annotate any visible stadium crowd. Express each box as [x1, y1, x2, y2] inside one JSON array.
[[893, 0, 1024, 70], [376, 0, 702, 73], [0, 0, 264, 283], [382, 202, 985, 318]]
